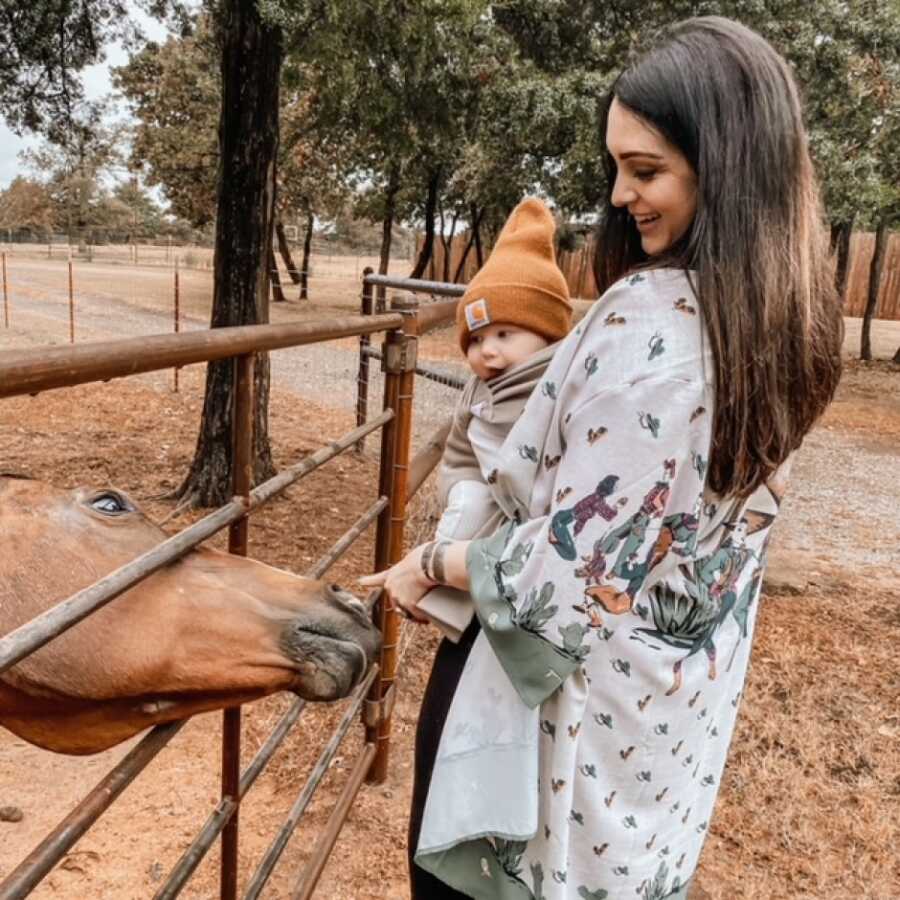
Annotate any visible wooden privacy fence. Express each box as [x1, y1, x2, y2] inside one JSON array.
[[424, 228, 900, 318], [0, 302, 451, 898], [842, 232, 900, 320]]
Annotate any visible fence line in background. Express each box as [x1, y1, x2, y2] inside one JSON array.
[[2, 252, 7, 328], [422, 228, 900, 318]]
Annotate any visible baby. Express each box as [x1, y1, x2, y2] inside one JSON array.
[[417, 197, 573, 640]]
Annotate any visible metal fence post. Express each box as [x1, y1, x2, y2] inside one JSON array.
[[366, 293, 418, 784], [173, 259, 181, 393], [67, 251, 75, 344], [355, 267, 375, 452], [221, 352, 255, 900], [2, 251, 8, 328]]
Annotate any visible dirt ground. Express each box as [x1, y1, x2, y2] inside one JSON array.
[[0, 253, 899, 899]]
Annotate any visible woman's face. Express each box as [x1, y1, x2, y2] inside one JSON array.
[[606, 97, 698, 256]]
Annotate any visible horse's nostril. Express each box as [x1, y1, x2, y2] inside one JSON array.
[[330, 583, 341, 593]]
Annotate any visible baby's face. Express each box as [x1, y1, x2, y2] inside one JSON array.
[[465, 324, 549, 380]]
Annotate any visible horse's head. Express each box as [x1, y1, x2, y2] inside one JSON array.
[[0, 475, 381, 754]]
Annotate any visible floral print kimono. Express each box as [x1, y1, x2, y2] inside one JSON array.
[[415, 269, 786, 899]]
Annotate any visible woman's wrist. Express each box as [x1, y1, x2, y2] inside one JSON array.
[[441, 540, 471, 591]]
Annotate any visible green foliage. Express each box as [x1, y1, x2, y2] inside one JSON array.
[[112, 16, 220, 227], [0, 177, 56, 232], [0, 1, 189, 143], [36, 0, 897, 247]]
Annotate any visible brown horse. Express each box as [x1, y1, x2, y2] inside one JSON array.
[[0, 475, 380, 755]]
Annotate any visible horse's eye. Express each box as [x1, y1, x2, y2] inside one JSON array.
[[90, 492, 133, 515]]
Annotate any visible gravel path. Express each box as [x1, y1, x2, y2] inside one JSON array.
[[0, 272, 466, 442]]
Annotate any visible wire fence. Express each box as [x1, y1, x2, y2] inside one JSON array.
[[0, 250, 466, 455]]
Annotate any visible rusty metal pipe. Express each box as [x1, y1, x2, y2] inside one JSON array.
[[290, 742, 377, 900], [362, 346, 466, 390], [241, 664, 379, 900], [407, 419, 452, 501], [67, 256, 74, 343], [0, 313, 403, 400], [414, 298, 459, 335], [368, 296, 418, 783], [363, 273, 465, 298], [221, 353, 255, 900], [153, 697, 307, 900], [153, 798, 238, 900], [2, 251, 8, 328], [0, 721, 185, 900], [307, 496, 388, 579], [0, 410, 392, 676], [355, 267, 375, 451]]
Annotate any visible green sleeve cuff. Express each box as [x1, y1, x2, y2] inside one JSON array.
[[466, 529, 579, 708]]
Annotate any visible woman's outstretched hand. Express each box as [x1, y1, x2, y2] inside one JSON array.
[[359, 540, 471, 623]]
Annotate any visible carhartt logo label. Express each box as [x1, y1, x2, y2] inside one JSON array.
[[465, 298, 491, 331]]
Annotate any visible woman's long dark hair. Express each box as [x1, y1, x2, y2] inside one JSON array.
[[595, 17, 843, 498]]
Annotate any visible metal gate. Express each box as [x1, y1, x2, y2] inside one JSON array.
[[0, 283, 458, 899]]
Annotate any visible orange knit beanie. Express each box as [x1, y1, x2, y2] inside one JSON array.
[[457, 197, 572, 352]]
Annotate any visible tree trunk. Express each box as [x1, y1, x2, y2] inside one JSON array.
[[375, 169, 400, 311], [473, 206, 484, 269], [860, 217, 888, 361], [440, 208, 459, 283], [831, 217, 854, 303], [299, 210, 313, 300], [269, 246, 286, 302], [176, 0, 281, 506], [276, 219, 301, 284], [453, 206, 483, 283], [409, 169, 440, 279]]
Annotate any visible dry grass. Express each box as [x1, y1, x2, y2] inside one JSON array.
[[699, 581, 900, 898]]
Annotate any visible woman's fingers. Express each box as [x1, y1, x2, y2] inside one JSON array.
[[358, 571, 389, 587]]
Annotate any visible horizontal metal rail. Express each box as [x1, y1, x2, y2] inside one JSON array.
[[308, 496, 388, 579], [291, 742, 377, 900], [0, 409, 393, 676], [241, 665, 380, 900], [0, 720, 186, 900], [154, 595, 385, 897], [363, 346, 466, 390], [0, 313, 403, 399], [152, 696, 309, 900], [407, 419, 452, 501], [362, 273, 465, 299], [414, 298, 459, 335]]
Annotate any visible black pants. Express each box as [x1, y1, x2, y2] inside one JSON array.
[[408, 618, 480, 900]]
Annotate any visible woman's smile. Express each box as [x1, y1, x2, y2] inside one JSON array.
[[606, 97, 698, 256]]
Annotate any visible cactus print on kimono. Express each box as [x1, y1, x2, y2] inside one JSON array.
[[415, 270, 787, 900]]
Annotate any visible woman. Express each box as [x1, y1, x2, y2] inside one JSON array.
[[362, 17, 843, 900]]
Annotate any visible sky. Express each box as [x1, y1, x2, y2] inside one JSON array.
[[0, 10, 170, 190]]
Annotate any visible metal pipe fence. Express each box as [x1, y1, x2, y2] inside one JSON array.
[[0, 292, 445, 898], [355, 272, 466, 458]]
